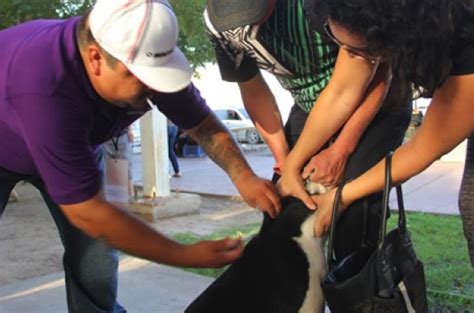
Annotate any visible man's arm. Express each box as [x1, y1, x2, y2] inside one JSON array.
[[61, 194, 243, 268], [202, 16, 282, 210], [238, 73, 289, 174], [185, 112, 281, 216]]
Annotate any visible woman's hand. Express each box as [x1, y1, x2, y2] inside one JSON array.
[[312, 187, 350, 237]]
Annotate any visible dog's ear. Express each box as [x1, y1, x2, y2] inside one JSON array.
[[266, 197, 314, 238], [280, 195, 306, 208]]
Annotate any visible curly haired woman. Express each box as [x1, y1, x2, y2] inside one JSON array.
[[279, 0, 474, 265]]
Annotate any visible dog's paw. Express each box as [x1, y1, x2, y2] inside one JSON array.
[[304, 181, 328, 195]]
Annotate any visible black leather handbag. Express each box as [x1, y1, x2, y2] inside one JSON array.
[[321, 152, 428, 313]]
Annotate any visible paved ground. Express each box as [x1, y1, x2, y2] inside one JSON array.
[[0, 182, 261, 312], [0, 183, 260, 286], [0, 258, 214, 313], [137, 148, 465, 215]]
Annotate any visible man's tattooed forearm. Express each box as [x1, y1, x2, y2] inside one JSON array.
[[193, 116, 251, 181]]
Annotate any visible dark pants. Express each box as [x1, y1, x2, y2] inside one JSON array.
[[167, 125, 180, 174], [0, 157, 126, 312], [284, 103, 411, 259], [460, 133, 474, 266]]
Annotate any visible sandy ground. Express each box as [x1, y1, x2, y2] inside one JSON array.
[[0, 182, 262, 286]]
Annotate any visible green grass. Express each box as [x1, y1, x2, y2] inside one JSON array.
[[388, 212, 474, 311], [172, 223, 260, 278], [173, 212, 473, 312]]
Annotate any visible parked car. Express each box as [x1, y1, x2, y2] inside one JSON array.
[[130, 107, 263, 155], [213, 108, 263, 144]]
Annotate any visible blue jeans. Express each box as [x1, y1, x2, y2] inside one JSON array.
[[0, 164, 126, 313], [167, 125, 180, 173]]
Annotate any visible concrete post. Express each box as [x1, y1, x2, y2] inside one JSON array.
[[129, 102, 201, 222], [139, 106, 170, 198]]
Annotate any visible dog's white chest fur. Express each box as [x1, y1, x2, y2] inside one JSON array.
[[293, 213, 326, 313]]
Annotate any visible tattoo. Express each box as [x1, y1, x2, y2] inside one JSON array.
[[190, 114, 252, 181]]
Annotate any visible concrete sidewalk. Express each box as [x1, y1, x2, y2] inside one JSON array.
[[135, 149, 466, 215], [0, 257, 213, 313], [0, 257, 331, 313]]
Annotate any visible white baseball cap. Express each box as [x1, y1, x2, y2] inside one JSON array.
[[89, 0, 192, 93]]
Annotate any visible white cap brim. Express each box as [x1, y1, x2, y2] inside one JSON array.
[[126, 48, 193, 93]]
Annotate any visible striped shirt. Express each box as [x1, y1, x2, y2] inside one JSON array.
[[205, 0, 338, 112]]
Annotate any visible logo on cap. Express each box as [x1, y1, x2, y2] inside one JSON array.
[[146, 48, 174, 58]]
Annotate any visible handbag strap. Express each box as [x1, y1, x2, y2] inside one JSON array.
[[378, 152, 407, 251], [396, 184, 407, 232], [326, 152, 408, 264], [326, 181, 346, 265]]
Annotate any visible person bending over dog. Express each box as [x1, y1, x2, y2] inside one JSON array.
[[289, 0, 474, 266], [0, 1, 281, 312], [205, 0, 411, 262]]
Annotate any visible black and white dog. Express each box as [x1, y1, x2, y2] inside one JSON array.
[[185, 193, 327, 313]]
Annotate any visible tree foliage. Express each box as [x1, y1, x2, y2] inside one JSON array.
[[170, 0, 214, 69], [0, 0, 93, 28], [0, 0, 213, 68]]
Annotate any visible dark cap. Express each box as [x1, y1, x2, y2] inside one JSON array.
[[207, 0, 274, 32]]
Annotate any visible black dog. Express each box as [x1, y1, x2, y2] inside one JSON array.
[[185, 197, 326, 313]]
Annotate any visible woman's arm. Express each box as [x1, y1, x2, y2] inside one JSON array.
[[277, 49, 385, 207], [313, 74, 474, 236], [302, 62, 391, 186]]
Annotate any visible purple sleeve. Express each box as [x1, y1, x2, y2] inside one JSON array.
[[152, 83, 211, 130], [13, 94, 102, 205]]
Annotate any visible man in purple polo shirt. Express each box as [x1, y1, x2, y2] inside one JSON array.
[[0, 0, 280, 312]]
